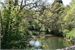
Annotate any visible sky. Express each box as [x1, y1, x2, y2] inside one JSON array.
[[45, 0, 72, 6], [62, 0, 72, 6], [0, 0, 72, 6]]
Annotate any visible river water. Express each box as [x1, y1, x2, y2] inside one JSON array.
[[41, 36, 73, 49]]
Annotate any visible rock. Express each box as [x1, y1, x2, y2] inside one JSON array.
[[29, 40, 42, 48], [56, 45, 75, 50], [29, 40, 35, 46], [34, 40, 42, 48]]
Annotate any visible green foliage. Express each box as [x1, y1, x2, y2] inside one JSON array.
[[63, 0, 75, 30], [65, 28, 75, 39], [38, 0, 64, 36], [1, 0, 32, 49], [0, 0, 75, 49], [62, 0, 75, 38]]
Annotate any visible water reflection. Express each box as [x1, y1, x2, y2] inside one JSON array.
[[39, 36, 73, 49]]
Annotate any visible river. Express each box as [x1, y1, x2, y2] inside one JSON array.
[[41, 36, 74, 49]]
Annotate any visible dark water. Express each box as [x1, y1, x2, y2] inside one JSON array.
[[42, 36, 73, 49]]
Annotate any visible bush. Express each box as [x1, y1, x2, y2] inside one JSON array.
[[65, 28, 75, 39]]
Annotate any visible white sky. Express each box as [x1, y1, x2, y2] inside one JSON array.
[[62, 0, 72, 6], [47, 0, 72, 6], [0, 0, 72, 6]]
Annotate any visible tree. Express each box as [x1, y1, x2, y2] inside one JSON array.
[[63, 0, 75, 31], [38, 0, 64, 36], [0, 0, 49, 49], [1, 0, 31, 49], [49, 0, 64, 36]]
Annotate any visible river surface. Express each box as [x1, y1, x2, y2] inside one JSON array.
[[39, 36, 74, 49]]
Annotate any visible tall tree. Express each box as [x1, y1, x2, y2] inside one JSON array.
[[50, 0, 64, 36], [40, 0, 64, 36], [63, 0, 75, 31]]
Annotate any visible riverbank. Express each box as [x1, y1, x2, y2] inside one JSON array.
[[56, 45, 75, 50]]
